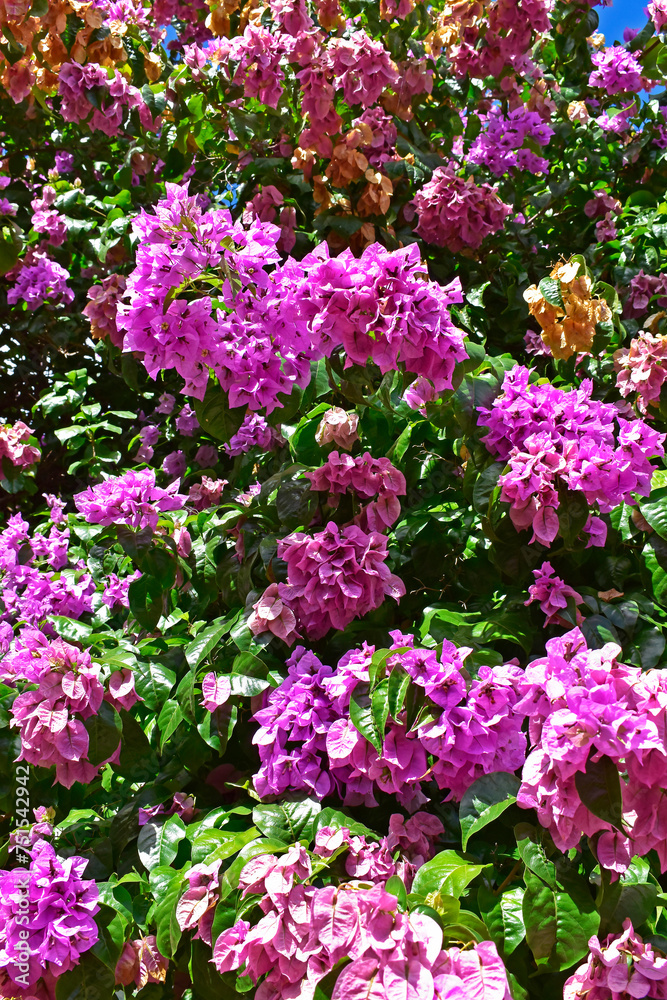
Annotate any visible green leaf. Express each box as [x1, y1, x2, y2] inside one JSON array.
[[387, 423, 413, 463], [385, 874, 408, 909], [142, 548, 178, 589], [387, 669, 410, 719], [538, 276, 564, 307], [411, 850, 485, 899], [640, 488, 667, 540], [522, 869, 557, 965], [643, 539, 667, 606], [0, 227, 20, 275], [185, 618, 233, 669], [252, 799, 321, 843], [459, 772, 520, 850], [230, 651, 270, 697], [91, 909, 126, 971], [55, 954, 115, 1000], [478, 886, 526, 956], [191, 826, 259, 866], [557, 488, 589, 547], [515, 824, 557, 889], [523, 868, 599, 971], [137, 814, 187, 870], [574, 753, 625, 834], [472, 463, 503, 515], [276, 480, 318, 530], [84, 702, 122, 767], [194, 381, 245, 443], [349, 694, 383, 755], [154, 872, 186, 959], [313, 808, 379, 841], [116, 525, 154, 563], [157, 699, 184, 751], [50, 616, 93, 642], [605, 882, 658, 934], [371, 679, 390, 742], [129, 574, 164, 630], [134, 661, 176, 711], [638, 627, 666, 669], [116, 711, 160, 782]]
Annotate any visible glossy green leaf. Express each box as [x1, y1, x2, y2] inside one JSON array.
[[411, 850, 485, 899], [478, 886, 526, 956], [387, 668, 411, 719], [459, 772, 520, 850], [523, 868, 599, 971], [349, 694, 383, 755], [137, 814, 187, 870], [574, 753, 625, 834], [84, 702, 122, 767], [253, 799, 321, 843], [55, 954, 115, 1000]]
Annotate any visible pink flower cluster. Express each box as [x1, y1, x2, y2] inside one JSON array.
[[58, 62, 156, 136], [188, 476, 228, 510], [623, 270, 667, 318], [525, 561, 583, 626], [252, 634, 526, 809], [118, 184, 467, 411], [467, 106, 554, 176], [2, 629, 138, 787], [445, 0, 554, 79], [313, 813, 444, 886], [114, 936, 169, 989], [242, 185, 296, 252], [225, 413, 283, 457], [615, 330, 667, 414], [9, 806, 55, 853], [30, 185, 67, 246], [275, 522, 405, 640], [216, 25, 286, 109], [176, 856, 223, 946], [589, 47, 644, 95], [135, 424, 161, 464], [413, 167, 511, 252], [299, 242, 468, 399], [306, 451, 406, 529], [101, 569, 142, 610], [516, 626, 667, 873], [201, 672, 231, 712], [478, 365, 665, 547], [212, 848, 511, 1000], [0, 421, 40, 468], [565, 920, 667, 1000], [649, 0, 667, 32], [0, 513, 95, 626], [354, 109, 398, 167], [0, 839, 99, 992], [329, 30, 399, 107], [138, 792, 196, 827], [248, 583, 298, 645], [74, 469, 186, 530], [116, 182, 308, 408], [315, 407, 360, 450], [8, 253, 74, 311], [96, 0, 163, 40], [83, 274, 127, 348]]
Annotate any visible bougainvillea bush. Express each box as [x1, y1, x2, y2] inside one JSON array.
[[8, 0, 667, 998]]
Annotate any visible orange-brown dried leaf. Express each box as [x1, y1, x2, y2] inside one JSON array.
[[325, 144, 369, 187], [357, 170, 393, 217]]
